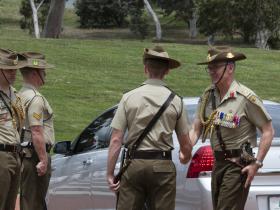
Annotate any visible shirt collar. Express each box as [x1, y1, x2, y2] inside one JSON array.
[[142, 79, 167, 86], [220, 80, 239, 103]]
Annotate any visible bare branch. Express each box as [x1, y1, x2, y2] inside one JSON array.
[[37, 0, 45, 10], [143, 0, 162, 40]]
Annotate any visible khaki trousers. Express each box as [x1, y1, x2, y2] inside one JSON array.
[[117, 159, 176, 210], [211, 160, 250, 210], [0, 151, 21, 210], [20, 152, 51, 210]]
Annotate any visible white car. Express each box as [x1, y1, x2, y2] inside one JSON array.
[[46, 97, 280, 210]]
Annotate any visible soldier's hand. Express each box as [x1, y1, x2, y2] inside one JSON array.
[[107, 174, 120, 192], [241, 163, 259, 188], [36, 161, 48, 176], [179, 150, 191, 164]]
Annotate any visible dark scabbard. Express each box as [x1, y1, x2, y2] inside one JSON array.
[[114, 148, 128, 184], [114, 148, 130, 209]]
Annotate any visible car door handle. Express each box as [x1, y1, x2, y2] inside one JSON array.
[[83, 159, 93, 166]]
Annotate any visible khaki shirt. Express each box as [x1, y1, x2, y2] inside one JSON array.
[[19, 83, 55, 145], [0, 86, 22, 145], [111, 79, 190, 151], [196, 80, 271, 150]]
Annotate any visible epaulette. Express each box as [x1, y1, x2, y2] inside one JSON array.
[[164, 86, 181, 98], [237, 83, 263, 106], [24, 90, 44, 111], [199, 84, 214, 103], [122, 83, 144, 95]]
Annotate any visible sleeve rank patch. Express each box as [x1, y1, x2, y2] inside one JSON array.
[[33, 112, 42, 120]]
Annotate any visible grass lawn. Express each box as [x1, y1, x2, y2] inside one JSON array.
[[0, 0, 279, 142]]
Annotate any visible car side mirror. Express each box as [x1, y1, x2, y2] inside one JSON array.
[[53, 141, 71, 155]]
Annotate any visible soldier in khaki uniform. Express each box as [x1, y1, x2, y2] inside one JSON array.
[[107, 46, 193, 210], [190, 46, 274, 210], [18, 52, 55, 210], [0, 48, 26, 210]]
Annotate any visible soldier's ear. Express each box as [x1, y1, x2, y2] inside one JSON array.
[[227, 63, 235, 74]]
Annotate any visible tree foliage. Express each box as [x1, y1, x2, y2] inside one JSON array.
[[157, 0, 195, 24], [128, 0, 149, 39], [19, 0, 50, 33], [196, 0, 280, 44], [75, 0, 128, 28], [75, 0, 149, 39]]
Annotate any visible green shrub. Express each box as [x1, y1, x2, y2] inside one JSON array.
[[75, 0, 128, 28]]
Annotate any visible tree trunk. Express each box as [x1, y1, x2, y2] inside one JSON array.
[[255, 29, 271, 49], [43, 0, 65, 38], [189, 11, 198, 39], [29, 0, 40, 39], [207, 34, 215, 46], [143, 0, 162, 41]]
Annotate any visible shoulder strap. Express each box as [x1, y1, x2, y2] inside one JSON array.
[[129, 92, 176, 156], [211, 89, 227, 152]]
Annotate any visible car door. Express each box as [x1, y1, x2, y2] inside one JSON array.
[[89, 108, 117, 209], [48, 121, 101, 210]]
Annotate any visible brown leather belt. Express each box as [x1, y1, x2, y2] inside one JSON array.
[[0, 144, 21, 153], [24, 142, 52, 153], [128, 150, 172, 160], [214, 149, 241, 161]]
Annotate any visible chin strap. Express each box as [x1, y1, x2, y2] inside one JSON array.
[[1, 69, 11, 85], [36, 70, 45, 85], [214, 62, 228, 85]]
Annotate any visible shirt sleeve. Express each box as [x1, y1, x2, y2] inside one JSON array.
[[27, 96, 44, 126], [111, 96, 127, 131], [245, 96, 272, 129], [175, 100, 191, 136]]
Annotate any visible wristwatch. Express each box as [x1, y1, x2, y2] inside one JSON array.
[[255, 160, 263, 168]]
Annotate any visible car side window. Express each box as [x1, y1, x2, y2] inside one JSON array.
[[75, 108, 116, 154]]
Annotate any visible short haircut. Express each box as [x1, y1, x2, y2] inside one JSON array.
[[144, 58, 169, 77]]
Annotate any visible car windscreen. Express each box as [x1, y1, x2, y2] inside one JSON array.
[[184, 103, 280, 138]]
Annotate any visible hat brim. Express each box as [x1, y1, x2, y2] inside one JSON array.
[[197, 52, 246, 65], [25, 63, 55, 69], [0, 60, 27, 70], [143, 54, 181, 69]]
